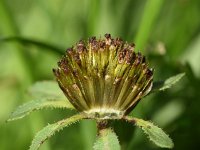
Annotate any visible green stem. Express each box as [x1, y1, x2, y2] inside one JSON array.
[[94, 120, 120, 150], [96, 120, 109, 135]]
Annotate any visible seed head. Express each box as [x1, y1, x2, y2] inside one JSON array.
[[53, 34, 153, 119]]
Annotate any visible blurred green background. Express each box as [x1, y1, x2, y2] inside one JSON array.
[[0, 0, 200, 150]]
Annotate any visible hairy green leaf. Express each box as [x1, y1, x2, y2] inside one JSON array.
[[125, 117, 174, 148], [28, 81, 66, 99], [7, 81, 74, 121], [29, 114, 85, 150], [152, 73, 185, 92], [7, 98, 74, 121], [93, 127, 120, 150]]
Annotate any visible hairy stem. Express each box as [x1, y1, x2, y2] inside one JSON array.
[[96, 120, 109, 135], [94, 120, 120, 150], [122, 116, 136, 124]]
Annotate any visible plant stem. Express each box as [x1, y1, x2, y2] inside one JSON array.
[[94, 120, 121, 150], [96, 119, 109, 135]]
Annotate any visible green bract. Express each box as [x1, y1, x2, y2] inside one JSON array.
[[8, 34, 185, 150]]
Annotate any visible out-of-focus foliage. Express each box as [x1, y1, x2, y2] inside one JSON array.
[[0, 0, 199, 150]]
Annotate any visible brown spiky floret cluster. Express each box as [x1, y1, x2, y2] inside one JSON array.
[[53, 34, 153, 119]]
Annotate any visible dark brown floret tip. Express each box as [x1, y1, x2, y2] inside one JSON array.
[[52, 68, 60, 77], [125, 51, 133, 64], [57, 58, 67, 68], [62, 67, 70, 75], [104, 33, 111, 39], [146, 68, 154, 78], [89, 36, 96, 43], [114, 37, 123, 46], [99, 40, 106, 49], [105, 34, 112, 45], [77, 40, 86, 53], [73, 54, 81, 64], [52, 68, 57, 75], [129, 43, 135, 48], [66, 47, 73, 54], [91, 40, 99, 51], [134, 52, 143, 66], [118, 47, 135, 64]]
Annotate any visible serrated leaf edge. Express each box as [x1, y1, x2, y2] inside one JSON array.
[[124, 116, 174, 149], [136, 119, 174, 148], [151, 73, 185, 92], [159, 73, 185, 91], [7, 98, 74, 122], [29, 114, 85, 150]]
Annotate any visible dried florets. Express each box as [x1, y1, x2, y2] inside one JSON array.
[[53, 34, 153, 119]]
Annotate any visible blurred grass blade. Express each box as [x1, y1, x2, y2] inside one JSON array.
[[86, 0, 100, 36], [93, 127, 120, 150], [28, 81, 67, 99], [29, 114, 85, 150], [0, 36, 64, 55], [134, 0, 164, 51], [125, 117, 174, 149], [152, 73, 185, 92], [7, 98, 74, 121]]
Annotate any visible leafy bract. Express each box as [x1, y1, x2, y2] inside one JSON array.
[[29, 114, 85, 150], [152, 73, 185, 92], [7, 81, 74, 121], [7, 98, 74, 121], [125, 117, 174, 148], [93, 127, 120, 150]]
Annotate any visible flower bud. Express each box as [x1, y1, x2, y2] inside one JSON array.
[[53, 34, 153, 119]]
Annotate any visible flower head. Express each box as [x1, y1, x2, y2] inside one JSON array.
[[53, 34, 153, 119]]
